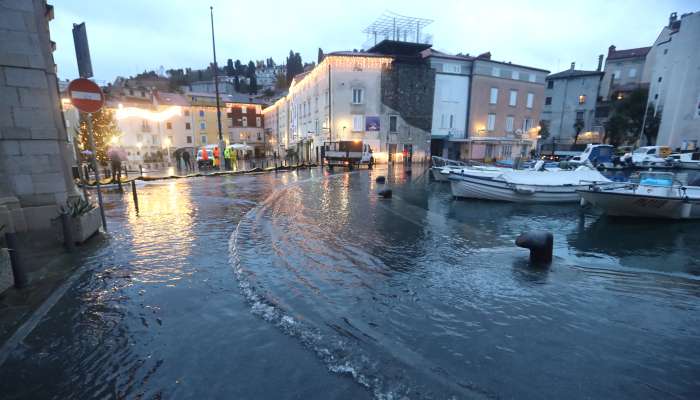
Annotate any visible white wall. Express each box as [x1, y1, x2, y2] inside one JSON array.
[[431, 73, 469, 139]]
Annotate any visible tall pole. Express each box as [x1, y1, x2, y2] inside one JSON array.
[[210, 6, 226, 170], [87, 113, 107, 230]]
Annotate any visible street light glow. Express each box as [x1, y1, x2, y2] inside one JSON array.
[[115, 105, 182, 122]]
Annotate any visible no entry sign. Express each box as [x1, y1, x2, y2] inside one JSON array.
[[67, 78, 104, 113]]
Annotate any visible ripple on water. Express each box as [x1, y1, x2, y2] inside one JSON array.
[[231, 170, 700, 400]]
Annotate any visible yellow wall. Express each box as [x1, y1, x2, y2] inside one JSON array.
[[192, 105, 222, 147]]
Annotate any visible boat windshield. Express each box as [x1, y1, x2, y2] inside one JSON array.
[[639, 172, 674, 187]]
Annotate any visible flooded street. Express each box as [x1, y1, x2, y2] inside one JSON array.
[[2, 166, 700, 399]]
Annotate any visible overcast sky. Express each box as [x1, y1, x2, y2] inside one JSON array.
[[51, 0, 698, 83]]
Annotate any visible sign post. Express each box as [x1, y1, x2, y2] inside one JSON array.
[[68, 78, 107, 230]]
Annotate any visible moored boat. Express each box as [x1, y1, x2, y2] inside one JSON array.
[[449, 167, 610, 203], [578, 172, 700, 219]]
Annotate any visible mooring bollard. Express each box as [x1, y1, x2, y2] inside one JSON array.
[[60, 213, 76, 253], [515, 231, 553, 264], [5, 232, 27, 288], [139, 165, 144, 177], [375, 176, 386, 183], [131, 180, 139, 214], [378, 189, 392, 199]]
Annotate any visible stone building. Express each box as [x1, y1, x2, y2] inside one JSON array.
[[541, 61, 604, 146], [599, 45, 651, 101], [0, 0, 79, 232]]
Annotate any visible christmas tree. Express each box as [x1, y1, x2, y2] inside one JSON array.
[[77, 108, 118, 164]]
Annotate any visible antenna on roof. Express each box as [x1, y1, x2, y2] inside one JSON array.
[[362, 11, 433, 49]]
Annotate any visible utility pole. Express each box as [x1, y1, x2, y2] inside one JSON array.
[[210, 6, 226, 170]]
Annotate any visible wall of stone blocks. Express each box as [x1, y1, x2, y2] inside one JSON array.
[[0, 0, 79, 231]]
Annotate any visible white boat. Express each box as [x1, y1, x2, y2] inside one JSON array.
[[578, 172, 700, 219], [430, 156, 500, 182], [449, 166, 610, 203]]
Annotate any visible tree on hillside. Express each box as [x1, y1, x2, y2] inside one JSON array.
[[318, 48, 325, 64], [77, 108, 118, 164], [266, 58, 276, 68], [226, 59, 235, 77], [234, 59, 245, 77], [234, 75, 240, 92], [275, 71, 287, 91], [642, 106, 662, 146], [247, 61, 258, 94], [285, 51, 304, 88]]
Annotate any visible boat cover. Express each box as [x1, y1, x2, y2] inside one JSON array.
[[498, 169, 610, 186]]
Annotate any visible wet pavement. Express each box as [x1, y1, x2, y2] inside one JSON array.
[[1, 165, 700, 399]]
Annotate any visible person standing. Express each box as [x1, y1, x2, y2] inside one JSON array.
[[110, 149, 122, 183], [175, 151, 182, 170], [213, 146, 220, 169], [231, 149, 238, 171], [182, 150, 192, 171], [224, 146, 231, 171]]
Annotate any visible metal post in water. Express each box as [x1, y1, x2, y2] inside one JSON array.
[[131, 180, 139, 214]]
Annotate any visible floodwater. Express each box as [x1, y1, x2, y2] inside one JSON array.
[[2, 166, 700, 399]]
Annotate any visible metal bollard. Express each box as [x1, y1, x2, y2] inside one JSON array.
[[131, 180, 139, 214], [515, 231, 553, 264], [375, 176, 386, 183], [5, 232, 27, 288], [139, 165, 144, 177], [60, 213, 76, 253], [378, 189, 392, 199]]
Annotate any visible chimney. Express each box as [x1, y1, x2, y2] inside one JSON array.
[[669, 12, 678, 27], [570, 62, 575, 71], [608, 45, 616, 56], [597, 55, 604, 71]]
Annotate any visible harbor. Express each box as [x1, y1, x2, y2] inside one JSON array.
[[1, 165, 699, 398]]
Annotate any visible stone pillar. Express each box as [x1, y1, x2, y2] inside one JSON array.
[[0, 0, 80, 232]]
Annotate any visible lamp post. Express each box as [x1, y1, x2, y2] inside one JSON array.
[[210, 6, 225, 170]]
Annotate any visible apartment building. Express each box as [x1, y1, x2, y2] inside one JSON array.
[[541, 61, 604, 145], [464, 54, 548, 161], [226, 102, 265, 156], [645, 11, 700, 150]]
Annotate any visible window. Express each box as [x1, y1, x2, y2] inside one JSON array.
[[151, 135, 158, 145], [352, 115, 364, 132], [257, 132, 262, 141], [489, 87, 498, 104], [663, 48, 668, 55], [168, 135, 173, 144], [184, 110, 190, 117], [578, 94, 586, 104], [628, 68, 637, 78], [389, 115, 398, 132], [511, 70, 519, 80], [545, 97, 552, 105], [487, 113, 496, 131], [440, 114, 446, 128], [242, 116, 248, 127], [443, 63, 460, 73], [576, 111, 584, 120], [654, 93, 659, 99], [547, 80, 554, 89], [527, 93, 534, 109], [200, 122, 206, 130], [509, 90, 517, 106], [141, 120, 151, 132], [501, 144, 512, 158], [491, 67, 500, 77], [166, 122, 172, 129], [352, 88, 364, 104], [613, 70, 621, 79], [256, 117, 261, 127], [505, 116, 514, 132], [200, 135, 207, 144], [522, 118, 533, 132], [529, 74, 536, 83], [185, 122, 191, 130], [658, 76, 662, 82], [136, 134, 143, 142], [186, 136, 192, 144], [199, 110, 205, 117], [449, 114, 454, 129]]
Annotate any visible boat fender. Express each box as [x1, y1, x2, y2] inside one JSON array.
[[375, 176, 386, 183], [515, 231, 553, 264], [378, 189, 392, 199]]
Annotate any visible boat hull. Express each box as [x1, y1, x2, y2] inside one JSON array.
[[449, 174, 584, 203], [431, 167, 450, 182], [578, 190, 700, 219]]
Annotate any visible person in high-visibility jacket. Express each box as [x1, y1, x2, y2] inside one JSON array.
[[231, 148, 238, 171], [224, 146, 232, 170], [213, 146, 220, 169]]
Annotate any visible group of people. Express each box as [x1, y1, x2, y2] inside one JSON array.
[[174, 150, 194, 172]]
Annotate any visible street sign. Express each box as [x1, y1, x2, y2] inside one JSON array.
[[67, 78, 104, 113]]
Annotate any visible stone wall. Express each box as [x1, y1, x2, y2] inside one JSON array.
[[0, 0, 78, 232], [381, 60, 435, 132]]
